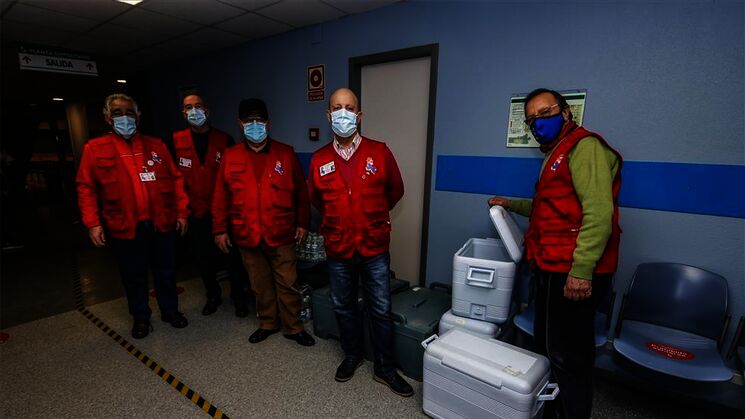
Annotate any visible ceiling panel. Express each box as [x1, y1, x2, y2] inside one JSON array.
[[18, 0, 131, 21], [216, 0, 281, 11], [4, 3, 101, 33], [62, 23, 159, 54], [258, 0, 346, 28], [181, 27, 248, 49], [1, 20, 77, 47], [216, 12, 291, 39], [141, 0, 246, 25], [322, 0, 399, 14], [109, 7, 200, 38]]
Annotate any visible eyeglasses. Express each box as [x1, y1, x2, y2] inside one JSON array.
[[524, 103, 560, 126]]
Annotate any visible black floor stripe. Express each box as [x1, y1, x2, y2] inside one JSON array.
[[71, 257, 229, 418]]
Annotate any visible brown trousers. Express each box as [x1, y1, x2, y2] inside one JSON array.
[[239, 242, 304, 334]]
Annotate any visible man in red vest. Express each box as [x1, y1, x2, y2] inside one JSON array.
[[308, 88, 412, 397], [212, 98, 315, 347], [77, 93, 190, 339], [489, 88, 622, 419], [172, 91, 249, 318]]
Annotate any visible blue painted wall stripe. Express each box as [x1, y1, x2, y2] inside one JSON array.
[[435, 155, 745, 219]]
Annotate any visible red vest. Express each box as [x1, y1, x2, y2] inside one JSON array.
[[217, 140, 300, 248], [525, 125, 623, 274], [172, 128, 229, 219], [310, 138, 394, 258], [85, 134, 179, 239]]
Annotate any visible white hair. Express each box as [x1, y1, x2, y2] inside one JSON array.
[[103, 93, 139, 116]]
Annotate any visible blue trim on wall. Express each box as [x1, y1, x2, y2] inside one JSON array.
[[435, 155, 745, 219]]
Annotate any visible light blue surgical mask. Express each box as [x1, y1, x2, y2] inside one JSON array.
[[186, 108, 207, 127], [112, 115, 137, 139], [330, 108, 358, 138], [243, 121, 267, 143]]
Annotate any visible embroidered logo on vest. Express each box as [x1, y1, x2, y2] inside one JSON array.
[[550, 154, 564, 172]]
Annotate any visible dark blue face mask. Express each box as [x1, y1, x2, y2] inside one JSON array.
[[530, 113, 565, 145]]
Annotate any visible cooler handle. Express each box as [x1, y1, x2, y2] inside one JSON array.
[[467, 267, 495, 288], [421, 334, 438, 349], [537, 382, 559, 401]]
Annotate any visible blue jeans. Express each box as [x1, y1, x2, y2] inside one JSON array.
[[327, 252, 395, 376], [110, 221, 179, 321]]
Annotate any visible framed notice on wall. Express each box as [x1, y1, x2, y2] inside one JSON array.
[[506, 90, 586, 148]]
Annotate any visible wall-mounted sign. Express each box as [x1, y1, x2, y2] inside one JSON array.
[[506, 90, 586, 148], [18, 45, 98, 76], [307, 64, 325, 102]]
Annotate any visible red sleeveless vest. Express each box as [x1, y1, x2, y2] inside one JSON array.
[[309, 138, 395, 258], [85, 134, 179, 239], [172, 128, 229, 219], [524, 125, 622, 274], [213, 140, 300, 248]]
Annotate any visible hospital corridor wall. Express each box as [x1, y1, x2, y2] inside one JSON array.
[[142, 0, 745, 349]]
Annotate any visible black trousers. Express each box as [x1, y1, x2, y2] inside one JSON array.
[[110, 221, 179, 321], [189, 215, 248, 306], [532, 269, 612, 419]]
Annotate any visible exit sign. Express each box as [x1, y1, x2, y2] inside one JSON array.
[[18, 45, 98, 76]]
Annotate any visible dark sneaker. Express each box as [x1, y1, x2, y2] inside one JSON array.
[[283, 331, 316, 347], [131, 319, 152, 339], [202, 298, 222, 316], [248, 328, 280, 343], [374, 371, 414, 397], [335, 356, 364, 382], [161, 312, 189, 328]]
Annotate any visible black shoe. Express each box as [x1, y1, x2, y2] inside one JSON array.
[[132, 319, 152, 339], [161, 312, 189, 328], [202, 299, 222, 316], [234, 304, 249, 318], [335, 356, 364, 382], [284, 331, 316, 347], [373, 371, 414, 397], [248, 328, 280, 343]]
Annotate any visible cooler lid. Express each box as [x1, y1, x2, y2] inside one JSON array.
[[489, 206, 523, 262], [428, 328, 546, 394]]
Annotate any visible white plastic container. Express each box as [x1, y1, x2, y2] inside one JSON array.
[[452, 206, 523, 324], [421, 328, 558, 419], [439, 309, 500, 338]]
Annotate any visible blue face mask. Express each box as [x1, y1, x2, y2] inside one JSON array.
[[530, 113, 565, 145], [330, 108, 358, 138], [112, 115, 137, 139], [243, 121, 267, 143], [186, 108, 207, 127]]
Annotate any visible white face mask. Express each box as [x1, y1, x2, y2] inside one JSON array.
[[112, 115, 137, 139], [330, 108, 358, 138]]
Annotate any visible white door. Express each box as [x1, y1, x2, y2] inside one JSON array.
[[361, 57, 431, 284]]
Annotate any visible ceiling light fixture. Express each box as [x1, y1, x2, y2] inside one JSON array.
[[116, 0, 144, 5], [117, 79, 127, 84], [52, 97, 64, 101]]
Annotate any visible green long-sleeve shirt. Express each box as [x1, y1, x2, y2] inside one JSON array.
[[511, 136, 619, 280]]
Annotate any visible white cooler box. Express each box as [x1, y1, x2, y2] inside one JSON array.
[[452, 206, 523, 324], [439, 309, 500, 338], [421, 328, 558, 419]]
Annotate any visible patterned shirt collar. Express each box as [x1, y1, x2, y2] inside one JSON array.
[[333, 133, 362, 161]]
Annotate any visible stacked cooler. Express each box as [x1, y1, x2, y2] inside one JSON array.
[[363, 283, 452, 380], [420, 206, 560, 418], [311, 275, 409, 340], [441, 205, 524, 338]]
